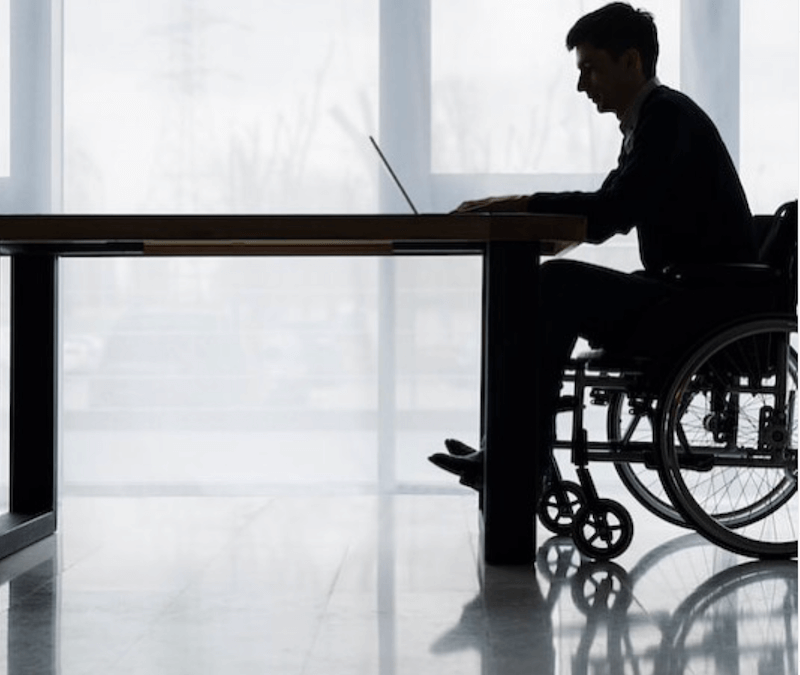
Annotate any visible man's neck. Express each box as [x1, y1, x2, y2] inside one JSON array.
[[619, 77, 661, 125]]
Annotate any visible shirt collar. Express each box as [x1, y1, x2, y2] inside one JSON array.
[[620, 76, 661, 139]]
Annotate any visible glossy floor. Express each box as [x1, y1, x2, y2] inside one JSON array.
[[5, 490, 797, 675]]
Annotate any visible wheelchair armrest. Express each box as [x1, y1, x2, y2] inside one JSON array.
[[663, 263, 779, 287]]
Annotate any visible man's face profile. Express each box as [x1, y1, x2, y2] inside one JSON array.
[[575, 43, 642, 118]]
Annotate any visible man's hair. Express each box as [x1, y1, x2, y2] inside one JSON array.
[[566, 3, 659, 79]]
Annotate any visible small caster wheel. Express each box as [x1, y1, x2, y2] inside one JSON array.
[[539, 481, 586, 536], [572, 499, 634, 560]]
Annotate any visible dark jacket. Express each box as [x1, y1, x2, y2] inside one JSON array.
[[527, 85, 757, 274]]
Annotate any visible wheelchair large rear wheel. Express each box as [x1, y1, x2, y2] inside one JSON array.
[[608, 393, 687, 527], [657, 317, 798, 559]]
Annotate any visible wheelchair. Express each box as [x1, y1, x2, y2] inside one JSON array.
[[539, 201, 798, 561]]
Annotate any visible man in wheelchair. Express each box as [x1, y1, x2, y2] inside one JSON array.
[[431, 3, 766, 495]]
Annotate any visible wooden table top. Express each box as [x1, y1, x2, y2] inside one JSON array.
[[0, 213, 586, 256]]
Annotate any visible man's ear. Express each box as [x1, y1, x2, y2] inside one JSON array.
[[624, 48, 644, 75]]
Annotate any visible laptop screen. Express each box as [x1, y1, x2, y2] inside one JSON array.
[[369, 135, 419, 215]]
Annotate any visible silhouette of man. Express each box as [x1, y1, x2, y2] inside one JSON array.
[[429, 2, 757, 489]]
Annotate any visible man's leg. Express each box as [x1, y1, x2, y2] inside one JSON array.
[[432, 260, 674, 489], [535, 260, 674, 482]]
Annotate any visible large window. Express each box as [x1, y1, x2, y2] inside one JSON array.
[[0, 0, 796, 496], [431, 0, 681, 176], [64, 0, 378, 215], [740, 0, 799, 213]]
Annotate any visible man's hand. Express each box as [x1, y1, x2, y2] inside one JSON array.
[[452, 195, 530, 213]]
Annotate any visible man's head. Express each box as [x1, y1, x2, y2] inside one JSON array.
[[566, 3, 658, 118]]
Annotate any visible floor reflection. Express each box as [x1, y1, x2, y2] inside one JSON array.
[[3, 537, 58, 675], [0, 499, 796, 675], [438, 534, 797, 675]]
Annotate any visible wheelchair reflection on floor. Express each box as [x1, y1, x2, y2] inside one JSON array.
[[541, 201, 798, 561]]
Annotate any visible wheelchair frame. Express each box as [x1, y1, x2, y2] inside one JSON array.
[[540, 202, 798, 561]]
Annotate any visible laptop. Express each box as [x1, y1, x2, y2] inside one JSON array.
[[369, 135, 419, 215], [369, 135, 578, 256]]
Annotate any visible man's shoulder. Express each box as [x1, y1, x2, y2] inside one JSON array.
[[643, 85, 709, 120], [644, 85, 692, 110]]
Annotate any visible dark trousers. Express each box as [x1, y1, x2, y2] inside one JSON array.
[[535, 259, 675, 479]]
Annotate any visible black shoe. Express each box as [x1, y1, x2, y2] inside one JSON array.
[[444, 438, 478, 457], [458, 470, 484, 492], [429, 451, 484, 492]]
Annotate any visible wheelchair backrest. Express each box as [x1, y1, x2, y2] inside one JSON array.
[[757, 200, 797, 307]]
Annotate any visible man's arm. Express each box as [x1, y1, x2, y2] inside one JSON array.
[[454, 93, 683, 245], [532, 99, 683, 244]]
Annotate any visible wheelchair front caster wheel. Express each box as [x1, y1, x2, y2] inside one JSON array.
[[572, 499, 634, 560], [539, 481, 586, 536]]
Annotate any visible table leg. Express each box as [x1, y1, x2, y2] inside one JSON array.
[[1, 255, 58, 558], [481, 241, 540, 564]]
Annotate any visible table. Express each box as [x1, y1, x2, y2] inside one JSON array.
[[0, 213, 585, 564]]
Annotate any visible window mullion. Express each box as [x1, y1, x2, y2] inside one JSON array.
[[680, 0, 741, 166]]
